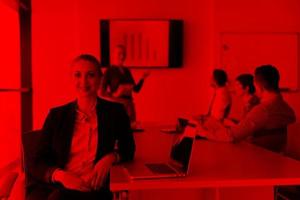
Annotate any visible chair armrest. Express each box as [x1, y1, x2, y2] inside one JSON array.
[[7, 173, 25, 200], [0, 172, 18, 199]]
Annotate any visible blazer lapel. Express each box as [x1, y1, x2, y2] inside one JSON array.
[[96, 97, 107, 159]]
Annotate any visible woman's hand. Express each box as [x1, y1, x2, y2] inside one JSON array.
[[112, 84, 133, 98], [223, 118, 237, 127], [142, 70, 151, 79], [112, 90, 122, 98], [53, 170, 90, 192], [118, 98, 132, 108], [89, 153, 116, 190]]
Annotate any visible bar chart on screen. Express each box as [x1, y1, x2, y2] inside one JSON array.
[[100, 19, 183, 68]]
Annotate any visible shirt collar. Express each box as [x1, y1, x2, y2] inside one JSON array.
[[75, 100, 97, 122]]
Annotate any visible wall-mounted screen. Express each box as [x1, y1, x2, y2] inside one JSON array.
[[100, 19, 183, 68]]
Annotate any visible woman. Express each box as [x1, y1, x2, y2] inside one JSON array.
[[206, 69, 232, 121], [99, 45, 150, 128], [235, 74, 260, 116], [26, 54, 135, 200], [224, 73, 260, 126]]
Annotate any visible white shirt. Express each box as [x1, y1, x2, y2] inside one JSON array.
[[209, 86, 231, 120], [64, 105, 98, 181]]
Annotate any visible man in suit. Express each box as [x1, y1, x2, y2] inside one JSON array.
[[26, 54, 135, 200]]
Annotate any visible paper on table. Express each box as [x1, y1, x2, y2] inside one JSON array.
[[183, 126, 197, 138]]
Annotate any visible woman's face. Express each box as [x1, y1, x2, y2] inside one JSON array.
[[234, 80, 247, 97], [71, 60, 101, 98]]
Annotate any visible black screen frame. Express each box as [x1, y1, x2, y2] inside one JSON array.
[[100, 19, 183, 68]]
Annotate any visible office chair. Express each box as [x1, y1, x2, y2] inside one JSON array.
[[275, 123, 300, 200], [21, 130, 126, 200], [0, 172, 18, 200]]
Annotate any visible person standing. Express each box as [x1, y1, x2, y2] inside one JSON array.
[[100, 45, 150, 129]]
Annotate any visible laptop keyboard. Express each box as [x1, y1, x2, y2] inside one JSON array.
[[145, 163, 177, 174]]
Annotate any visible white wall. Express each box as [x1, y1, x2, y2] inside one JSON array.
[[32, 0, 300, 129], [32, 0, 215, 128]]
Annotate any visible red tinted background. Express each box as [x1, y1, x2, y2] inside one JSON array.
[[1, 0, 300, 199]]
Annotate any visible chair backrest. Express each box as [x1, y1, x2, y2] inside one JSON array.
[[286, 123, 300, 160], [21, 130, 43, 188]]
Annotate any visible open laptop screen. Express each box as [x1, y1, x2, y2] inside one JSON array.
[[170, 136, 194, 172]]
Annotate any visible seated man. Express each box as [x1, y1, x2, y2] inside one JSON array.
[[198, 65, 296, 153]]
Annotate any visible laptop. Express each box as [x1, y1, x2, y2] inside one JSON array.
[[160, 118, 190, 134], [126, 125, 196, 180]]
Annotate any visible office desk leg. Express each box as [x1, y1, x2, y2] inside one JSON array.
[[113, 191, 129, 200]]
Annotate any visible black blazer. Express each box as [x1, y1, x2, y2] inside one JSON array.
[[27, 97, 135, 191]]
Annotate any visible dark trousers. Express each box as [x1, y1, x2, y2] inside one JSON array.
[[121, 98, 136, 123], [26, 184, 113, 200]]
